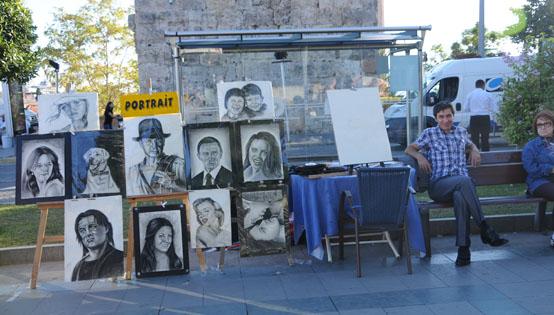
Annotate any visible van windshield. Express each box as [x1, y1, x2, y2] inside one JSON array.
[[426, 77, 459, 106]]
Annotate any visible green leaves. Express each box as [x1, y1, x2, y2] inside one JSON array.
[[0, 0, 41, 84], [44, 0, 138, 113], [499, 42, 554, 146]]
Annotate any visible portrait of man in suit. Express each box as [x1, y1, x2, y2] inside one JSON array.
[[191, 136, 233, 189]]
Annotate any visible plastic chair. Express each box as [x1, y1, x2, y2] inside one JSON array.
[[338, 166, 412, 277]]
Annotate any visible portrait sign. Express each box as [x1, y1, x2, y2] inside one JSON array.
[[124, 114, 186, 197], [184, 123, 234, 190], [133, 204, 189, 278], [238, 120, 284, 184], [327, 87, 392, 165], [64, 195, 124, 282], [188, 189, 232, 249], [38, 93, 99, 134], [71, 130, 126, 198], [15, 133, 71, 205], [120, 91, 179, 118], [217, 81, 275, 122], [238, 187, 289, 257]]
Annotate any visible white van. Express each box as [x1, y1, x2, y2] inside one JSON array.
[[423, 56, 514, 127], [386, 57, 513, 145]]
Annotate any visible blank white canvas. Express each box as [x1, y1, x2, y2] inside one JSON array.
[[327, 87, 392, 165]]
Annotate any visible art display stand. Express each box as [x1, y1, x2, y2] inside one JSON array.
[[31, 201, 65, 289], [125, 192, 225, 279]]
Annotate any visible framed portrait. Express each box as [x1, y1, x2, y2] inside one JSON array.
[[15, 133, 71, 205], [188, 189, 232, 249], [217, 81, 275, 122], [133, 204, 189, 278], [124, 114, 186, 197], [64, 195, 124, 282], [38, 93, 99, 134], [70, 130, 126, 198], [237, 186, 289, 257], [237, 120, 285, 185], [183, 122, 235, 190]]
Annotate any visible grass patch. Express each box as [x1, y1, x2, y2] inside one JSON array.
[[0, 201, 132, 248]]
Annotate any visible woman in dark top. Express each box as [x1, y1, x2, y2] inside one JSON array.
[[522, 109, 554, 247], [103, 101, 114, 129]]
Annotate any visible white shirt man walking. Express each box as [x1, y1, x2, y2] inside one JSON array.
[[465, 79, 497, 151]]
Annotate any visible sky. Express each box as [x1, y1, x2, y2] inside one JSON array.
[[23, 0, 526, 84]]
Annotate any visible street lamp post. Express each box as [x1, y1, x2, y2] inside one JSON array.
[[48, 60, 60, 93]]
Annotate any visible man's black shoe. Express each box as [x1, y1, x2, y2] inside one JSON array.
[[455, 246, 471, 267], [480, 225, 509, 247]]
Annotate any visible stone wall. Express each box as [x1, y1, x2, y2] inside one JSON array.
[[132, 0, 383, 93]]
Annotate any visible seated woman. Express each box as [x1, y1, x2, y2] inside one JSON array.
[[140, 217, 183, 273], [22, 146, 64, 199], [522, 109, 554, 247]]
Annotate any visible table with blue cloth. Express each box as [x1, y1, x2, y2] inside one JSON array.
[[291, 168, 426, 260]]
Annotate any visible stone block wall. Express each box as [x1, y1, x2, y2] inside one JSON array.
[[132, 0, 383, 94]]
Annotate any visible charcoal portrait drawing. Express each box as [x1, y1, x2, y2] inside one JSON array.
[[240, 123, 283, 182], [38, 93, 99, 134], [71, 130, 125, 197], [125, 115, 186, 196], [189, 190, 232, 248], [189, 127, 233, 189], [64, 196, 124, 282]]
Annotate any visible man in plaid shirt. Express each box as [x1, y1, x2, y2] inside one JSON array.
[[406, 101, 508, 267]]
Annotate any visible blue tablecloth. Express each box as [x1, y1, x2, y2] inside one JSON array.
[[291, 169, 426, 260]]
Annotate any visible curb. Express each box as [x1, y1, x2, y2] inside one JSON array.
[[0, 213, 552, 266]]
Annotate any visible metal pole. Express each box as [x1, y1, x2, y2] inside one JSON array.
[[172, 45, 184, 122], [417, 38, 424, 135], [55, 70, 59, 94], [479, 0, 485, 57], [279, 62, 290, 142]]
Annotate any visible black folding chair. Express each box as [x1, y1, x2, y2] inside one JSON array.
[[338, 166, 412, 277]]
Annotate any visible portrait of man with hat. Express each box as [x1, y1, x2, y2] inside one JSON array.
[[126, 116, 186, 196]]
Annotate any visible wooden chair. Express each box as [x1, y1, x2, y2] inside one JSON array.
[[338, 166, 412, 277]]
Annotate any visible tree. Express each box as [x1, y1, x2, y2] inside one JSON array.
[[508, 0, 554, 50], [498, 40, 554, 146], [424, 44, 448, 71], [44, 0, 138, 114], [450, 23, 503, 59], [0, 0, 41, 134]]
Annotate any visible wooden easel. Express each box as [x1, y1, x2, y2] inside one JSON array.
[[125, 192, 225, 279], [31, 201, 65, 289]]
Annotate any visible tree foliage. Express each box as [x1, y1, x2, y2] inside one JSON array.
[[450, 23, 503, 59], [509, 0, 554, 49], [0, 0, 41, 83], [44, 0, 138, 113], [499, 41, 554, 146]]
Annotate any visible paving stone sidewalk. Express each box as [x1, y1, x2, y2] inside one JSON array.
[[1, 232, 554, 314]]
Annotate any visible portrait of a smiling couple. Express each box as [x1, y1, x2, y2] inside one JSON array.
[[217, 81, 276, 122]]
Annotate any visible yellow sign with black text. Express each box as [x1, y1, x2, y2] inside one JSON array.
[[120, 92, 179, 117]]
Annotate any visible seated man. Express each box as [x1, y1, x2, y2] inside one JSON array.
[[405, 101, 508, 267]]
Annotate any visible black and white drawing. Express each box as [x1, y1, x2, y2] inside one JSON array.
[[240, 122, 284, 183], [124, 114, 186, 196], [64, 195, 124, 282], [238, 187, 288, 257], [16, 133, 70, 204], [188, 189, 232, 248], [186, 125, 233, 189], [133, 204, 189, 278], [217, 81, 275, 121], [38, 93, 99, 134], [71, 130, 125, 198]]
